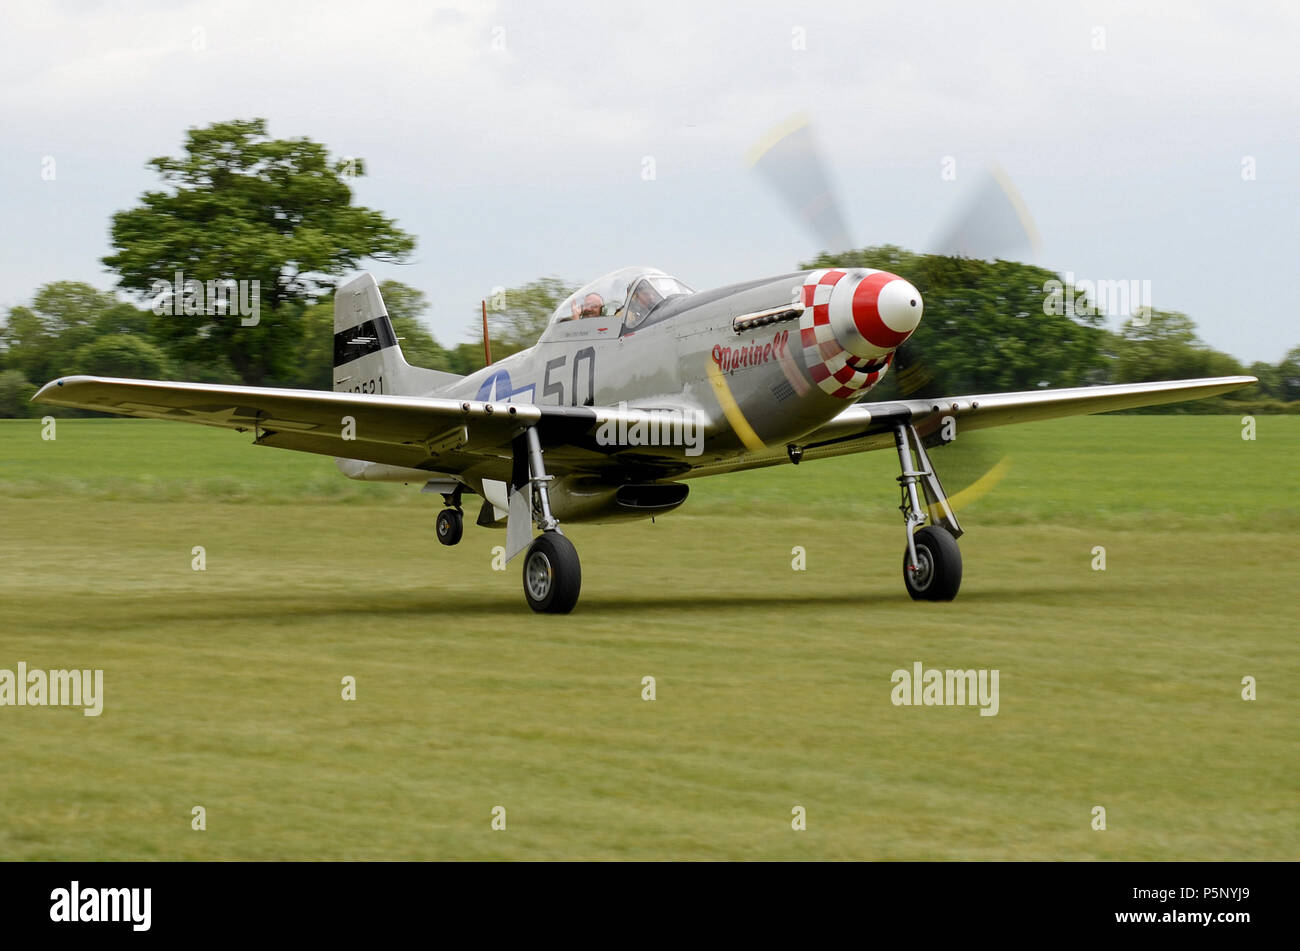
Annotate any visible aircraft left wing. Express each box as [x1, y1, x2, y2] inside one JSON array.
[[679, 375, 1258, 478], [812, 374, 1257, 444]]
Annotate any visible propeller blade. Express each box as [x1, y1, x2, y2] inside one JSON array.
[[902, 162, 1040, 495], [748, 115, 854, 254], [927, 163, 1042, 262]]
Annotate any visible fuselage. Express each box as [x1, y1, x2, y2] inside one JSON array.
[[442, 266, 923, 462]]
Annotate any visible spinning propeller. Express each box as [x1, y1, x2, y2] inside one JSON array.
[[748, 115, 1042, 503]]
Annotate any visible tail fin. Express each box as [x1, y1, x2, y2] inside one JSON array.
[[333, 273, 462, 396]]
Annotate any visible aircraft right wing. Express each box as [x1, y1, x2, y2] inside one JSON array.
[[30, 374, 701, 481]]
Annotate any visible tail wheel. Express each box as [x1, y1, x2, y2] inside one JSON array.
[[436, 508, 463, 546], [903, 526, 962, 601], [522, 532, 581, 614]]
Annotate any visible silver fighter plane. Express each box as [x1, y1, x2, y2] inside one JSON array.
[[34, 267, 1255, 612]]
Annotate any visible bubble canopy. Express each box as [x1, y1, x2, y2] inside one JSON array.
[[551, 267, 695, 330]]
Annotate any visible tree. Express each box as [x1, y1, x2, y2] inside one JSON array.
[[95, 301, 154, 338], [1278, 346, 1300, 402], [378, 281, 454, 373], [1248, 361, 1281, 400], [74, 335, 171, 379], [479, 277, 576, 359], [0, 305, 50, 382], [0, 370, 37, 418], [1112, 310, 1244, 384], [803, 247, 1109, 399], [0, 282, 150, 384], [290, 301, 337, 390], [447, 342, 491, 376], [102, 118, 416, 386]]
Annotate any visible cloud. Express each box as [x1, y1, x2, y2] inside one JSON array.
[[1, 0, 1298, 361]]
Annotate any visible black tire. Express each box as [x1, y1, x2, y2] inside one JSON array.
[[436, 508, 464, 546], [903, 526, 962, 601], [522, 532, 582, 614]]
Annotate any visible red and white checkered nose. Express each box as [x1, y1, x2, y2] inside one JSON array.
[[797, 268, 923, 399]]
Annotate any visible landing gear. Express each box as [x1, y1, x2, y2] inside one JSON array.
[[903, 525, 962, 601], [435, 508, 463, 546], [436, 484, 464, 546], [516, 425, 582, 614], [893, 423, 963, 602]]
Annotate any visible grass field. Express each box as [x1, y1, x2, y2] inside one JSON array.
[[0, 415, 1296, 860]]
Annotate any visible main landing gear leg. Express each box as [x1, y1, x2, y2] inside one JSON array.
[[520, 426, 581, 614], [893, 423, 963, 601]]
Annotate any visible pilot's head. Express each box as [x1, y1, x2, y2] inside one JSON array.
[[633, 282, 662, 312], [581, 293, 603, 317]]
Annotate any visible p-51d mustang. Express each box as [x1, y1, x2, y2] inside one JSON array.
[[35, 266, 1254, 612]]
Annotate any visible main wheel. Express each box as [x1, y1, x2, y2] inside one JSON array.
[[436, 508, 464, 546], [522, 532, 581, 614], [903, 526, 962, 601]]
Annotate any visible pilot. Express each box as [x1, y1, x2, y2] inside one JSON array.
[[626, 280, 664, 328], [581, 292, 603, 318]]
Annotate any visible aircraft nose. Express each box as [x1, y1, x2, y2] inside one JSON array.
[[800, 267, 924, 398], [824, 271, 923, 359], [849, 273, 923, 352], [875, 277, 923, 337]]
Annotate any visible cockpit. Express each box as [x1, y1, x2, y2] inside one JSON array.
[[550, 267, 694, 333]]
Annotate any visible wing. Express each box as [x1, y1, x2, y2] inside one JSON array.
[[678, 375, 1258, 478], [30, 375, 708, 482], [32, 373, 1258, 483], [31, 375, 606, 481]]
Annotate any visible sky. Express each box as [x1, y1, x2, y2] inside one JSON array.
[[2, 0, 1297, 364]]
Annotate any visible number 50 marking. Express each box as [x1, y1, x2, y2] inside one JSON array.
[[542, 347, 596, 406]]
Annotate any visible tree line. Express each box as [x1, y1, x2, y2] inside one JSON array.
[[1, 119, 1296, 416], [0, 275, 564, 416]]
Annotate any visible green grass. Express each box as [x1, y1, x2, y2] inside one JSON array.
[[0, 416, 1296, 860]]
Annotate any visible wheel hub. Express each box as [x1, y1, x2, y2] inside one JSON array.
[[525, 551, 553, 601], [911, 546, 934, 590]]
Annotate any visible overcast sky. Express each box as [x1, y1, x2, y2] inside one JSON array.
[[2, 0, 1297, 364]]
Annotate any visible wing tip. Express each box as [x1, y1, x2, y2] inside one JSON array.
[[31, 378, 63, 404], [31, 375, 98, 404]]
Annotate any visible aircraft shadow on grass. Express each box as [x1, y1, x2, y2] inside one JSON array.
[[121, 582, 1132, 625]]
